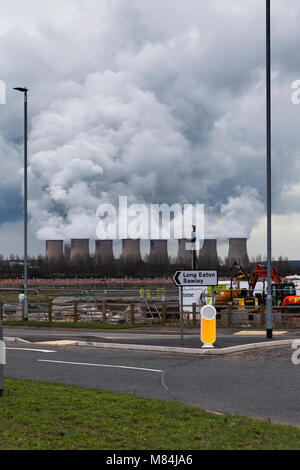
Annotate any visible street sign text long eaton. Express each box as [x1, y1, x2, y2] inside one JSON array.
[[173, 270, 218, 287]]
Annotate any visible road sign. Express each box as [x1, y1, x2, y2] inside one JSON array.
[[173, 270, 218, 287]]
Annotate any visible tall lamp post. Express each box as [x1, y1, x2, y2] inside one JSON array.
[[191, 225, 197, 269], [266, 1, 273, 339], [13, 87, 29, 322]]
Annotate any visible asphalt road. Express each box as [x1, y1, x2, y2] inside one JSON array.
[[3, 337, 300, 427], [3, 326, 300, 349]]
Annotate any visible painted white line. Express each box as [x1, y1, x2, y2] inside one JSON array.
[[6, 348, 56, 353], [4, 337, 31, 343], [205, 410, 225, 416], [37, 359, 163, 373]]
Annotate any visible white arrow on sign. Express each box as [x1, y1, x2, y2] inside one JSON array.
[[173, 270, 218, 287]]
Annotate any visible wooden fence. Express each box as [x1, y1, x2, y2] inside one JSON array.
[[1, 299, 300, 327]]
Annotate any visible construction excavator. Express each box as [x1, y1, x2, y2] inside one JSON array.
[[214, 263, 300, 312]]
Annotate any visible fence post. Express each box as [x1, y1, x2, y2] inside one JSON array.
[[74, 301, 78, 323], [48, 300, 53, 323], [130, 303, 135, 325], [192, 303, 197, 328], [102, 300, 107, 324], [260, 304, 266, 327], [227, 302, 232, 327], [162, 302, 166, 327]]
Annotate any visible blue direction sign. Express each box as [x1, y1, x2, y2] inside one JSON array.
[[173, 270, 218, 287]]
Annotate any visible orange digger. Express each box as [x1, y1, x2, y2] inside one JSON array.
[[215, 264, 300, 313]]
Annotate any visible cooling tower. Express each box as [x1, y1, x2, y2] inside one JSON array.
[[199, 239, 219, 269], [120, 239, 142, 263], [64, 243, 71, 262], [149, 240, 169, 264], [70, 239, 90, 263], [95, 240, 114, 263], [45, 240, 64, 263], [227, 238, 249, 266], [177, 239, 192, 265]]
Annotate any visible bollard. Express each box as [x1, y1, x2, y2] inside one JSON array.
[[201, 305, 217, 349]]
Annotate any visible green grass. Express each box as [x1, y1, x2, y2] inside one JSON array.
[[3, 321, 298, 331], [0, 378, 300, 450]]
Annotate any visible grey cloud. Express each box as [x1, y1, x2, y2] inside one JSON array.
[[0, 0, 300, 248]]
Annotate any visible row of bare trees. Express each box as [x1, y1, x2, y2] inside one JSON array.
[[0, 253, 296, 278]]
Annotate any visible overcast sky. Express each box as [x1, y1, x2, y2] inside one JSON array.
[[1, 0, 300, 259]]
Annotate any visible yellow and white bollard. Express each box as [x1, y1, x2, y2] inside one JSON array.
[[201, 305, 217, 349]]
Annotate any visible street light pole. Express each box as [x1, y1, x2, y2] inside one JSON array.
[[266, 1, 273, 339], [192, 225, 197, 269], [14, 87, 29, 322]]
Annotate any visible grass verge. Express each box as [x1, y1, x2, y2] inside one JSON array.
[[0, 378, 300, 450], [3, 321, 298, 331]]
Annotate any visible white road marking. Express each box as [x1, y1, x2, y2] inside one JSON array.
[[38, 359, 163, 373], [6, 348, 56, 353], [234, 331, 288, 336], [86, 333, 196, 339]]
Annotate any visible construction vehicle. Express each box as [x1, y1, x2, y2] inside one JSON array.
[[249, 264, 297, 308], [214, 264, 300, 313]]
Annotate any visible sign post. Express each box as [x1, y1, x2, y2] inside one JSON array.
[[0, 320, 4, 397], [174, 270, 218, 342], [180, 286, 184, 342]]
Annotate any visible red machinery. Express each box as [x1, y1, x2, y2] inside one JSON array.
[[245, 264, 299, 310]]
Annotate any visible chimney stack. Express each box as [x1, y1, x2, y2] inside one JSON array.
[[149, 240, 169, 264], [227, 238, 249, 266], [199, 239, 219, 269], [70, 239, 90, 263], [95, 240, 114, 263], [177, 239, 192, 265], [45, 240, 64, 263], [121, 239, 142, 263]]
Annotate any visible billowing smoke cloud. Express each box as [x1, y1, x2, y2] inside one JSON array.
[[206, 187, 265, 239], [1, 0, 300, 249]]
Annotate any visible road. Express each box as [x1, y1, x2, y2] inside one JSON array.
[[3, 326, 299, 348], [3, 327, 300, 427]]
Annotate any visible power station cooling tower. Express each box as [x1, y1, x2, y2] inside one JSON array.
[[199, 239, 219, 269], [95, 240, 114, 263], [227, 238, 249, 267], [177, 239, 192, 265], [70, 239, 90, 263], [121, 239, 142, 263], [45, 240, 64, 263], [149, 240, 169, 264], [64, 243, 71, 263]]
